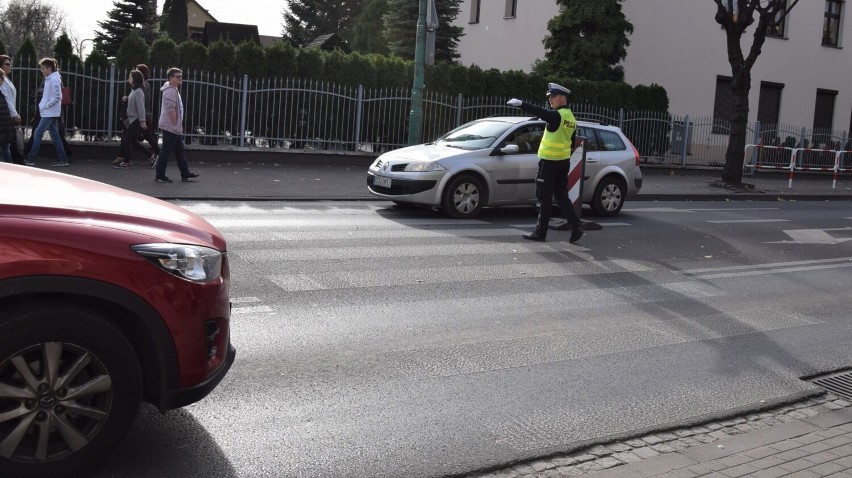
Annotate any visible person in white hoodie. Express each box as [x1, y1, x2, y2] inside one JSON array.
[[154, 67, 198, 183], [25, 58, 68, 167]]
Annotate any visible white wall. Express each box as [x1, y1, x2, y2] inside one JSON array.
[[454, 0, 852, 134], [455, 0, 557, 72]]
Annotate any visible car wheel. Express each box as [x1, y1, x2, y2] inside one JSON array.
[[442, 174, 485, 219], [0, 302, 142, 478], [591, 176, 626, 217]]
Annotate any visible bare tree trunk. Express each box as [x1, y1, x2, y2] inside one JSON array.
[[722, 74, 750, 185]]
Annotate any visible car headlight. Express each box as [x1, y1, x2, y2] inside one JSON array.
[[132, 244, 224, 282], [403, 161, 446, 172]]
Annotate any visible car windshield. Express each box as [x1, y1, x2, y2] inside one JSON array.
[[435, 120, 514, 150]]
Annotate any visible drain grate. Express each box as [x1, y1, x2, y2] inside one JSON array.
[[808, 370, 852, 401]]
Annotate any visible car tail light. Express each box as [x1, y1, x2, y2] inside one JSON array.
[[629, 140, 641, 166]]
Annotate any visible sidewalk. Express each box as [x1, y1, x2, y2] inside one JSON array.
[[476, 394, 852, 478], [21, 158, 852, 202]]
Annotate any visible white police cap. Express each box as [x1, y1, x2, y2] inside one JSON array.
[[546, 82, 571, 97]]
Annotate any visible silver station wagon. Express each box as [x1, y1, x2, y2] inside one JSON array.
[[367, 116, 643, 218]]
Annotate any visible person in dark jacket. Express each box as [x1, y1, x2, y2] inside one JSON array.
[[0, 70, 16, 163], [134, 64, 160, 167], [112, 70, 147, 168]]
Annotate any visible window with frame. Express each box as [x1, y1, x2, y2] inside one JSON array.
[[576, 127, 600, 152], [712, 76, 734, 134], [766, 4, 787, 38], [823, 0, 843, 47], [469, 0, 481, 24], [505, 0, 517, 19], [813, 89, 837, 148], [596, 129, 627, 152], [505, 125, 545, 154]]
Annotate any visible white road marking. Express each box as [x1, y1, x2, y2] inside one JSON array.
[[692, 262, 852, 279], [231, 305, 274, 314], [680, 256, 852, 274], [768, 228, 852, 245], [230, 297, 261, 303], [706, 219, 789, 224]]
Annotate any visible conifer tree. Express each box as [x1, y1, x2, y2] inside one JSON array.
[[161, 0, 189, 42], [534, 0, 633, 82], [94, 0, 157, 57], [282, 0, 365, 48], [382, 0, 463, 62]]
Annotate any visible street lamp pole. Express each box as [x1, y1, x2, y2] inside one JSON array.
[[407, 0, 428, 145], [76, 38, 95, 59]]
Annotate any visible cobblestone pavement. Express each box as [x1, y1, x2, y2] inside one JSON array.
[[470, 394, 852, 478]]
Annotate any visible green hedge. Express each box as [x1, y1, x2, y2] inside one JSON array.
[[138, 38, 668, 111]]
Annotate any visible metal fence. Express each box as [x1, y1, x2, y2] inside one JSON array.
[[12, 62, 852, 168]]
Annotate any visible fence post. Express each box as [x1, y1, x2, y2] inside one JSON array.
[[239, 75, 249, 147], [680, 115, 690, 166], [354, 85, 364, 152], [748, 121, 762, 177], [106, 63, 116, 141], [798, 127, 807, 168], [456, 94, 463, 127], [618, 108, 624, 130]]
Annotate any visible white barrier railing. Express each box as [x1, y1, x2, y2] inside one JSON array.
[[745, 144, 849, 189]]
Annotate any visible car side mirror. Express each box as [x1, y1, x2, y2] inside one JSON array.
[[500, 144, 520, 155]]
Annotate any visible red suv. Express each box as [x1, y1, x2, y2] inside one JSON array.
[[0, 164, 235, 478]]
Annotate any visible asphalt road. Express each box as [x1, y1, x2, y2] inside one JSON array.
[[90, 200, 852, 478]]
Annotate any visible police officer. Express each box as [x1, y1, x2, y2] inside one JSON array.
[[508, 83, 584, 243]]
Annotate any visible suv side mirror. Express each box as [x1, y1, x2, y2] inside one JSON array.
[[500, 144, 520, 155]]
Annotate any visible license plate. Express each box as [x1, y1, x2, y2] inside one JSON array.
[[373, 175, 392, 188]]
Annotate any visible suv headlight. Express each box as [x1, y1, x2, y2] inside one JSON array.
[[404, 162, 446, 172], [132, 244, 224, 282]]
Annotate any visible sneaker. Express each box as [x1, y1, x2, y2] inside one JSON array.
[[154, 176, 173, 183], [113, 162, 131, 169], [149, 154, 158, 169], [181, 173, 199, 182], [23, 160, 34, 166], [111, 157, 124, 165], [49, 162, 69, 167]]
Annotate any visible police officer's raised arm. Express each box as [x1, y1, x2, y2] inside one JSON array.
[[507, 98, 562, 132]]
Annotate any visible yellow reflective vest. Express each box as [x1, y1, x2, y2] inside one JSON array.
[[538, 108, 576, 160]]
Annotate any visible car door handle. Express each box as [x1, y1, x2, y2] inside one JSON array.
[[585, 159, 599, 163]]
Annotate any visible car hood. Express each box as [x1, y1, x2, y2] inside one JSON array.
[[0, 165, 226, 250], [379, 143, 478, 163]]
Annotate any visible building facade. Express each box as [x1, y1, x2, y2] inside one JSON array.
[[454, 0, 852, 141]]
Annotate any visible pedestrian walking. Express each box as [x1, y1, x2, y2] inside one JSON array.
[[0, 70, 15, 163], [112, 70, 147, 169], [507, 83, 583, 243], [0, 55, 23, 164], [155, 68, 198, 183], [25, 58, 69, 167], [135, 64, 160, 168]]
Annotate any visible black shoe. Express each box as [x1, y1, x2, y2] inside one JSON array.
[[181, 173, 199, 182], [569, 225, 584, 244], [554, 220, 573, 231], [155, 176, 173, 183], [522, 231, 546, 242]]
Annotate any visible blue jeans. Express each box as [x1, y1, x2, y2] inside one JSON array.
[[28, 116, 67, 163], [1, 143, 11, 163], [155, 130, 190, 178]]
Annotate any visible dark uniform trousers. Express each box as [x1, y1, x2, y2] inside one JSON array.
[[534, 158, 582, 234]]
